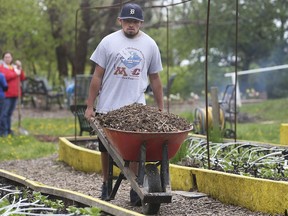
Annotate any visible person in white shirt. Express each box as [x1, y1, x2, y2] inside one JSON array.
[[85, 3, 164, 205]]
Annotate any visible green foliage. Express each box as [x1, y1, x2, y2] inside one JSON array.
[[33, 192, 65, 210], [0, 135, 57, 161], [162, 1, 288, 99], [67, 206, 101, 215], [209, 127, 224, 143], [183, 138, 288, 180], [34, 191, 102, 215], [0, 0, 56, 74], [0, 198, 10, 211], [0, 1, 287, 98], [170, 138, 190, 164], [19, 117, 75, 136], [1, 188, 101, 215]]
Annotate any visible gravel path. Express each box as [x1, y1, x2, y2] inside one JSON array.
[[0, 154, 272, 216]]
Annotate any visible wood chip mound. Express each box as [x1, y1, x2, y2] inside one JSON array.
[[97, 103, 192, 132]]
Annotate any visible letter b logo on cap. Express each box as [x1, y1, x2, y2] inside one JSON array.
[[119, 3, 144, 21]]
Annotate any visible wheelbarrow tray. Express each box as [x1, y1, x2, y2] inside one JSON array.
[[103, 127, 192, 161]]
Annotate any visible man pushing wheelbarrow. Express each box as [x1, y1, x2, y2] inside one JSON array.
[[85, 3, 164, 207]]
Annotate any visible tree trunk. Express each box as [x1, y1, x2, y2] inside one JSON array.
[[73, 0, 93, 77], [56, 45, 68, 77]]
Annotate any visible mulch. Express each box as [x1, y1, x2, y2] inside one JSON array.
[[96, 103, 193, 132]]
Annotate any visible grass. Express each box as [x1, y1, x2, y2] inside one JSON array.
[[0, 135, 57, 161], [237, 98, 288, 144], [236, 122, 280, 144], [20, 118, 76, 136], [0, 116, 80, 161], [239, 98, 288, 120]]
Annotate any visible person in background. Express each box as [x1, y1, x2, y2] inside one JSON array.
[[84, 3, 164, 205], [65, 81, 75, 107], [0, 71, 8, 136], [0, 52, 26, 136]]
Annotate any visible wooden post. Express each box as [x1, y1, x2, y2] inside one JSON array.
[[211, 87, 220, 130]]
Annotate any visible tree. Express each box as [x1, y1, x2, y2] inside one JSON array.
[[158, 0, 288, 98], [0, 0, 55, 76], [0, 0, 287, 99]]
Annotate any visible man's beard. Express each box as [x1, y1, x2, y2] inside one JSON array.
[[124, 29, 139, 38]]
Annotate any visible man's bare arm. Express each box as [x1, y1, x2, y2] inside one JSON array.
[[85, 65, 105, 120], [149, 73, 164, 111]]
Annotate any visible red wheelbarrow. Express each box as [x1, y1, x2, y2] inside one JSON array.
[[90, 120, 192, 215]]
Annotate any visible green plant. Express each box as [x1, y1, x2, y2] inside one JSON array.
[[209, 127, 224, 143], [33, 192, 65, 210], [170, 139, 190, 164], [0, 185, 101, 215], [182, 136, 288, 180], [67, 206, 101, 215]]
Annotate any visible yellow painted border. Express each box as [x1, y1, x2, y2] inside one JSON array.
[[59, 136, 288, 215], [0, 169, 144, 216], [280, 123, 288, 145], [170, 165, 288, 215], [59, 137, 120, 175]]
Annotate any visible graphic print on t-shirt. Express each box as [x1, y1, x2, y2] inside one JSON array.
[[114, 47, 144, 80]]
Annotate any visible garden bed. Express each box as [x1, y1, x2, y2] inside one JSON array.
[[0, 177, 99, 215]]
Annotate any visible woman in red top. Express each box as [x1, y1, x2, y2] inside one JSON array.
[[0, 52, 26, 136]]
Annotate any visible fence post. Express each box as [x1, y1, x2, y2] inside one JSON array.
[[211, 87, 220, 130], [280, 123, 288, 145]]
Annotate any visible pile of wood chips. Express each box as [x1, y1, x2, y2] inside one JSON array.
[[96, 103, 192, 132]]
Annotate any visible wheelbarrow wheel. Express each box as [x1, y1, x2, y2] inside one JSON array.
[[142, 164, 162, 215]]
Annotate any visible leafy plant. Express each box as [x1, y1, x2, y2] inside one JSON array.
[[181, 137, 288, 180], [0, 184, 101, 215], [170, 139, 190, 164], [67, 206, 101, 215]]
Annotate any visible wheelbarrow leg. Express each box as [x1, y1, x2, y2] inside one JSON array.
[[109, 172, 125, 199], [137, 142, 146, 185], [107, 155, 126, 200], [107, 154, 113, 198], [160, 141, 169, 192]]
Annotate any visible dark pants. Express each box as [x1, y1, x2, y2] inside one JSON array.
[[2, 97, 17, 136], [0, 99, 5, 136], [98, 137, 107, 152]]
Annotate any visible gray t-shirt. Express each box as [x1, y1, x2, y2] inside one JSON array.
[[90, 30, 162, 113]]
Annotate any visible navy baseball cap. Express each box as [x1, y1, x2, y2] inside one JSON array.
[[119, 3, 144, 21]]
